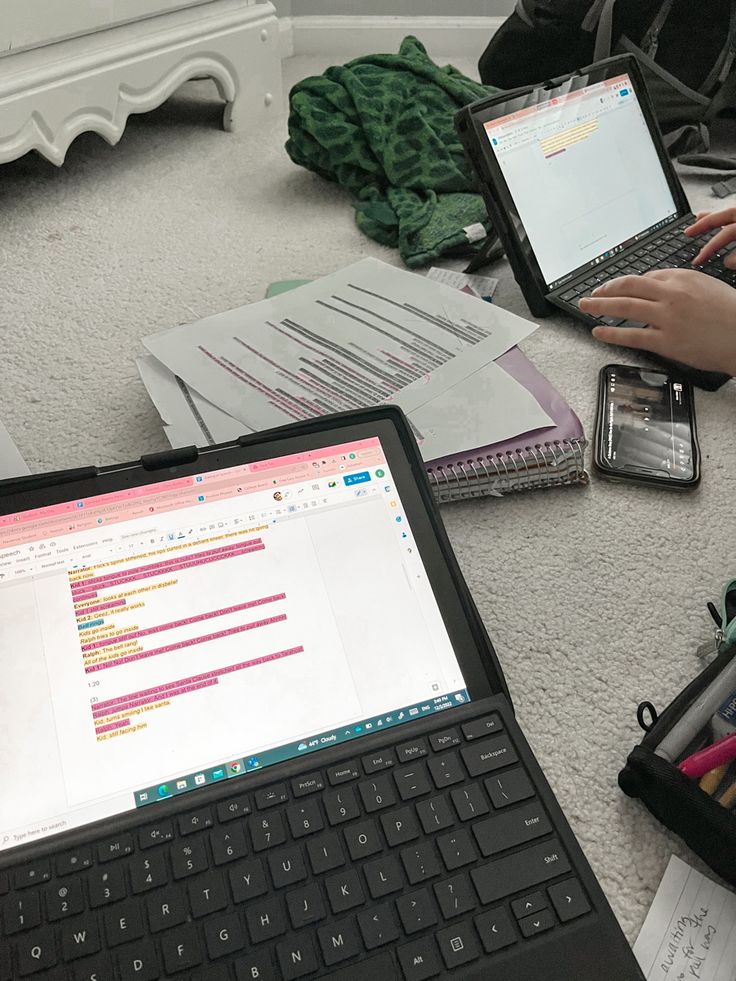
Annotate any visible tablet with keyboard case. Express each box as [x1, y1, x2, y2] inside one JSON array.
[[0, 407, 643, 980], [456, 53, 732, 391]]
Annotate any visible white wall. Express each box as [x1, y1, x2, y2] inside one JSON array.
[[267, 0, 512, 58], [272, 0, 513, 14]]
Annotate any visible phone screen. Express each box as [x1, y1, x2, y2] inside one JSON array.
[[599, 366, 695, 480]]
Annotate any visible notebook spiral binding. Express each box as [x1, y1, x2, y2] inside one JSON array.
[[426, 438, 589, 503]]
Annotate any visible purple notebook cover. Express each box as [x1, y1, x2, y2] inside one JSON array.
[[426, 345, 585, 470]]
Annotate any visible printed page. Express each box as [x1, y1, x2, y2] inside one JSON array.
[[136, 354, 248, 447], [143, 258, 537, 431], [388, 336, 554, 461]]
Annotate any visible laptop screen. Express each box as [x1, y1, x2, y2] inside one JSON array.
[[0, 437, 468, 852], [483, 73, 678, 288]]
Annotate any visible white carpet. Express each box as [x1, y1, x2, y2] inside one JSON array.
[[2, 52, 736, 943]]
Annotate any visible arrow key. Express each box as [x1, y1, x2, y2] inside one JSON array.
[[474, 908, 517, 953], [511, 890, 548, 921], [548, 878, 591, 923], [519, 909, 555, 938]]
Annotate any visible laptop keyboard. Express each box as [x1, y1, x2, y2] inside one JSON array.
[[0, 713, 591, 980], [559, 220, 736, 326]]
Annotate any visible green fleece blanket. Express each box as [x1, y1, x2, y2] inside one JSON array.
[[286, 37, 497, 268]]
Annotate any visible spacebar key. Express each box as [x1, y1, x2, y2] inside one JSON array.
[[320, 953, 399, 980], [471, 838, 571, 905]]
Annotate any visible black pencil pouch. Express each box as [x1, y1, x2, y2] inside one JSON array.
[[619, 638, 736, 887]]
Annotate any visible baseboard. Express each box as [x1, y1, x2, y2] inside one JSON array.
[[283, 14, 504, 60]]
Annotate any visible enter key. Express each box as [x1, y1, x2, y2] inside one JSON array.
[[472, 801, 552, 858]]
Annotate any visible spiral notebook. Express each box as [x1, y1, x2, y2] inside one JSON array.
[[261, 278, 587, 502], [426, 345, 588, 503]]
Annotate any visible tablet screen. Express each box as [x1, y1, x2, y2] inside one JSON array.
[[483, 73, 678, 287], [0, 437, 468, 851]]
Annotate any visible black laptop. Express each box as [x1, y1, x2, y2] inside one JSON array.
[[0, 407, 643, 980], [456, 53, 734, 390]]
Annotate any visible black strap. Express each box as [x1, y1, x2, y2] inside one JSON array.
[[593, 0, 674, 59], [514, 0, 536, 28], [594, 0, 732, 78], [700, 0, 736, 95], [593, 0, 617, 60], [678, 70, 736, 182], [677, 151, 736, 171], [640, 0, 676, 59], [582, 0, 609, 32], [713, 176, 736, 197], [705, 60, 736, 122]]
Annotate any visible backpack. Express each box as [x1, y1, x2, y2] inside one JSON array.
[[479, 0, 736, 188]]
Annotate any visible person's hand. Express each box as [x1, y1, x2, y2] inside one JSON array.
[[685, 208, 736, 267], [578, 268, 736, 375]]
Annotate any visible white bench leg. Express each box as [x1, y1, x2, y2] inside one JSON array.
[[0, 0, 283, 167]]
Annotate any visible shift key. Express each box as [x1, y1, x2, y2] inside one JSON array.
[[471, 839, 571, 905]]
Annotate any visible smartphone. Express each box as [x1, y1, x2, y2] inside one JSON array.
[[593, 364, 700, 488]]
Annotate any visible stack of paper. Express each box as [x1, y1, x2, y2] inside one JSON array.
[[137, 257, 554, 463]]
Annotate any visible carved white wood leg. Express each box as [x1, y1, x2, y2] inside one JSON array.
[[219, 23, 281, 134], [0, 0, 282, 167]]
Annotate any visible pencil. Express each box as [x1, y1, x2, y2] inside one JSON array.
[[717, 780, 736, 809], [699, 764, 728, 795]]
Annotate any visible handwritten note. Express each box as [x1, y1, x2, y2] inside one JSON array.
[[634, 855, 736, 980]]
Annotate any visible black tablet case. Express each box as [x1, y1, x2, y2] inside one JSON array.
[[455, 54, 731, 392], [0, 406, 645, 980]]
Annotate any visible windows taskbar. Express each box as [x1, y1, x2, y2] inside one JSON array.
[[134, 688, 471, 808]]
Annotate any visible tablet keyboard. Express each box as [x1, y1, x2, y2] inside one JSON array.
[[0, 713, 592, 980], [558, 221, 736, 327]]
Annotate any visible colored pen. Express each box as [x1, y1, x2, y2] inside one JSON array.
[[656, 655, 736, 762], [679, 732, 736, 779], [699, 763, 728, 795]]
